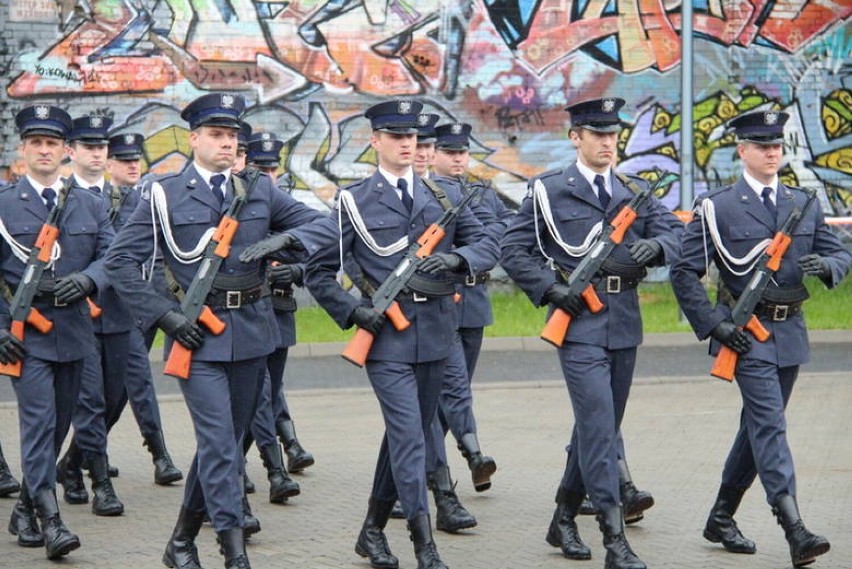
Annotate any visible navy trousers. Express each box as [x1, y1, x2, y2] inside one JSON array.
[[250, 369, 278, 449], [367, 359, 444, 519], [73, 332, 129, 460], [120, 327, 165, 440], [722, 359, 798, 504], [12, 356, 83, 493], [458, 326, 484, 380], [179, 357, 265, 531], [556, 343, 637, 512]]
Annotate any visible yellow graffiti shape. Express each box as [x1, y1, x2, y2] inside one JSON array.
[[822, 89, 852, 140]]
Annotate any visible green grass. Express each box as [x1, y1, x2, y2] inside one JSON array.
[[150, 278, 850, 347]]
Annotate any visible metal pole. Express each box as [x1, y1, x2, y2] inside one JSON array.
[[680, 0, 694, 211]]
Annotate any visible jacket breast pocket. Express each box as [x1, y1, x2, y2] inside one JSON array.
[[170, 209, 214, 247], [237, 207, 270, 241], [63, 221, 99, 251], [4, 222, 40, 244], [555, 206, 599, 238], [364, 218, 404, 248]]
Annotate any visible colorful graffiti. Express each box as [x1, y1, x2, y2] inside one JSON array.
[[1, 0, 850, 211]]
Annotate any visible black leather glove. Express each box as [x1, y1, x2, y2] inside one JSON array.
[[269, 263, 303, 287], [797, 254, 830, 279], [157, 310, 204, 350], [349, 306, 386, 336], [418, 253, 466, 274], [53, 273, 95, 304], [239, 233, 305, 263], [544, 283, 584, 317], [710, 321, 751, 354], [628, 239, 662, 266], [0, 329, 27, 366]]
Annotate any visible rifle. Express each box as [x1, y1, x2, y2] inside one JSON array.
[[710, 189, 817, 381], [0, 178, 73, 377], [341, 180, 483, 367], [163, 169, 262, 379], [540, 171, 676, 347]]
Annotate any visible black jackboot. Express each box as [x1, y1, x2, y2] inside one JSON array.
[[428, 466, 477, 533], [56, 441, 88, 504], [163, 507, 206, 569], [772, 494, 830, 567], [618, 459, 654, 524], [408, 514, 448, 569], [8, 482, 43, 547], [88, 454, 125, 516], [258, 443, 300, 503], [597, 506, 646, 569], [144, 431, 183, 485], [457, 433, 496, 492], [355, 498, 399, 569], [703, 484, 756, 554], [218, 527, 251, 569], [276, 419, 314, 473], [33, 488, 80, 560], [546, 487, 591, 559], [0, 441, 21, 497], [242, 497, 261, 538]]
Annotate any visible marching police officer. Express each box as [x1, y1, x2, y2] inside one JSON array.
[[55, 115, 126, 516], [1, 105, 115, 559], [670, 110, 850, 567], [103, 133, 183, 486], [430, 122, 513, 494], [412, 113, 439, 177], [242, 130, 309, 502], [104, 92, 323, 569], [297, 99, 499, 569], [231, 121, 251, 174], [501, 97, 681, 569]]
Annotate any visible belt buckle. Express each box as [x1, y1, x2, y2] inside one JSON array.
[[606, 275, 621, 294], [272, 288, 289, 298], [772, 304, 789, 321], [226, 290, 242, 309], [464, 274, 476, 287], [412, 292, 427, 303], [54, 297, 67, 307]]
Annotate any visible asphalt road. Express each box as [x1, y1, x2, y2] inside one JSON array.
[[3, 335, 847, 402]]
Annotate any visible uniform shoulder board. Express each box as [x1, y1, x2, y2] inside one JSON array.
[[537, 167, 564, 183], [339, 179, 366, 194], [703, 184, 734, 199]]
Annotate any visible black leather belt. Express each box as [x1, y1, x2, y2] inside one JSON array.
[[593, 274, 641, 293], [461, 271, 490, 287], [206, 284, 268, 309], [754, 301, 802, 322], [270, 288, 296, 312]]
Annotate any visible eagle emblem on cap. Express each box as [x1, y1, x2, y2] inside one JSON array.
[[35, 106, 50, 120], [262, 140, 274, 152], [602, 99, 616, 113], [398, 101, 412, 114], [124, 134, 136, 145], [418, 114, 429, 126], [451, 123, 463, 135], [221, 94, 235, 109], [90, 116, 103, 128], [764, 112, 778, 125]]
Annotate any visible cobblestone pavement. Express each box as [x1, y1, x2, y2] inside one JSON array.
[[1, 368, 850, 568]]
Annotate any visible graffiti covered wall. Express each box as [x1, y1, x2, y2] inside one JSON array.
[[1, 0, 850, 211]]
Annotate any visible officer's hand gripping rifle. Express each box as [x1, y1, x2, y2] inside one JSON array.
[[710, 190, 817, 382], [341, 181, 482, 367], [163, 170, 261, 379], [540, 171, 675, 347], [0, 178, 73, 377]]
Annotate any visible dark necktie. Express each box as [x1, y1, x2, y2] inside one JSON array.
[[43, 187, 57, 210], [761, 186, 776, 221], [88, 185, 101, 195], [594, 174, 610, 210], [397, 178, 413, 212], [210, 174, 226, 207]]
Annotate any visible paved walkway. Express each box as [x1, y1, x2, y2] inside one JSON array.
[[1, 357, 850, 568]]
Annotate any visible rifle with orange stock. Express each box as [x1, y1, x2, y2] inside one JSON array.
[[163, 169, 261, 379], [0, 178, 73, 377], [710, 189, 817, 381], [540, 171, 675, 347], [341, 180, 483, 367]]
